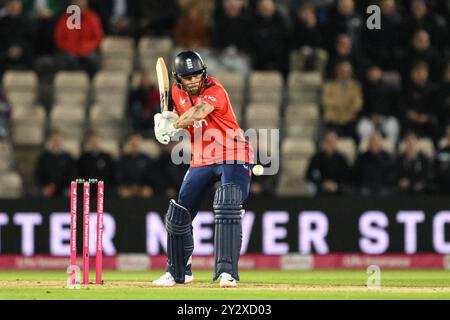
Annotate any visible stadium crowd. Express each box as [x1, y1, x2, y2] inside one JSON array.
[[0, 0, 449, 197]]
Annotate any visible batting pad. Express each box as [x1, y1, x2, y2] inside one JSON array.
[[213, 183, 243, 281], [165, 200, 194, 283]]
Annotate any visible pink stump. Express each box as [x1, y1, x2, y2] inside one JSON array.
[[96, 181, 104, 284], [69, 182, 77, 285], [82, 182, 90, 284]]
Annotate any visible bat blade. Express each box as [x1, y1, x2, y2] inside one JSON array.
[[156, 57, 170, 112]]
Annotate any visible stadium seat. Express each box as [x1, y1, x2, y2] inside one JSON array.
[[89, 105, 124, 140], [211, 71, 245, 111], [138, 36, 173, 70], [101, 37, 134, 73], [0, 171, 23, 198], [284, 103, 320, 138], [0, 140, 13, 172], [276, 158, 310, 196], [11, 105, 46, 146], [398, 137, 435, 159], [336, 138, 357, 164], [289, 48, 328, 72], [246, 103, 280, 130], [3, 71, 38, 108], [288, 71, 322, 105], [140, 139, 162, 160], [249, 71, 283, 104], [64, 139, 81, 158], [49, 105, 86, 141], [359, 138, 396, 155], [54, 72, 90, 108], [281, 137, 315, 160], [93, 71, 129, 117]]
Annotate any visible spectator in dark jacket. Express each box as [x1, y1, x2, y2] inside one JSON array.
[[291, 3, 324, 71], [401, 29, 443, 83], [0, 0, 35, 76], [89, 0, 135, 35], [357, 65, 400, 145], [399, 61, 439, 142], [135, 0, 180, 37], [306, 131, 349, 195], [326, 0, 364, 55], [352, 131, 394, 196], [77, 132, 116, 189], [435, 127, 450, 193], [395, 132, 432, 194], [364, 0, 402, 70], [401, 0, 448, 53], [117, 134, 157, 198], [326, 34, 368, 80], [437, 62, 450, 135], [212, 0, 251, 53], [22, 0, 62, 57], [249, 0, 290, 77], [35, 129, 76, 198]]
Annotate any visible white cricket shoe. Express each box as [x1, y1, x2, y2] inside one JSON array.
[[219, 273, 237, 288], [152, 272, 194, 287]]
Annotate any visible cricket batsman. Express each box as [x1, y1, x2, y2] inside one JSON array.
[[152, 51, 254, 288]]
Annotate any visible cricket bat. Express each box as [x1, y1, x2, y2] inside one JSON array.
[[156, 57, 170, 112]]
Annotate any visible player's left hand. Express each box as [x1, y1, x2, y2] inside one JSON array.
[[154, 113, 178, 138], [162, 111, 179, 121]]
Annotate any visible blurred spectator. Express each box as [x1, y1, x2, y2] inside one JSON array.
[[135, 0, 180, 37], [249, 0, 289, 77], [352, 131, 394, 196], [322, 61, 363, 139], [0, 88, 11, 138], [209, 0, 252, 75], [34, 129, 76, 198], [365, 0, 402, 70], [357, 66, 400, 145], [401, 29, 443, 83], [127, 69, 160, 136], [0, 0, 35, 77], [212, 0, 250, 53], [117, 134, 157, 198], [154, 143, 189, 198], [22, 0, 62, 57], [174, 1, 210, 49], [326, 34, 367, 80], [401, 0, 448, 53], [435, 127, 450, 193], [77, 132, 116, 189], [326, 0, 364, 54], [306, 131, 349, 195], [291, 3, 325, 71], [437, 62, 450, 135], [54, 0, 104, 78], [399, 61, 439, 142], [89, 0, 135, 36], [395, 132, 432, 194]]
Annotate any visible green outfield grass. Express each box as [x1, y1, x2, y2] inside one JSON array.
[[1, 270, 450, 300]]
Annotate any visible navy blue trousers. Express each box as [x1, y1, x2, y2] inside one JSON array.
[[178, 163, 253, 219]]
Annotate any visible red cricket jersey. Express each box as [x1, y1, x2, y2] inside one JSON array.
[[172, 77, 254, 167]]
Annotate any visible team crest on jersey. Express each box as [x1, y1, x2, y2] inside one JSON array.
[[179, 97, 186, 106]]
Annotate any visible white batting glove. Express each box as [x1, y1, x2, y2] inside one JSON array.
[[154, 113, 170, 145], [162, 111, 179, 121]]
